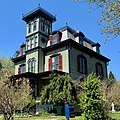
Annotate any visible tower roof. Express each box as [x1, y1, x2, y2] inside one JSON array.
[[22, 7, 56, 22]]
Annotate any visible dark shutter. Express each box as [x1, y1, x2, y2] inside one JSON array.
[[49, 35, 52, 45], [48, 58, 52, 71], [96, 63, 98, 76], [101, 65, 104, 78], [58, 54, 62, 71], [77, 55, 80, 72], [18, 67, 21, 74]]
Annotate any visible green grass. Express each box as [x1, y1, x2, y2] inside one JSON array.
[[0, 115, 83, 120], [109, 112, 120, 120], [0, 112, 120, 120]]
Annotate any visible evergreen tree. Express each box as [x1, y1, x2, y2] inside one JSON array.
[[109, 71, 115, 80], [80, 73, 108, 120], [40, 74, 78, 105]]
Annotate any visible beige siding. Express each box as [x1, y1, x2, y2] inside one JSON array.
[[45, 47, 69, 73], [14, 60, 26, 75], [38, 48, 44, 72], [70, 48, 107, 80], [61, 50, 69, 73], [15, 64, 19, 75], [26, 51, 38, 73]]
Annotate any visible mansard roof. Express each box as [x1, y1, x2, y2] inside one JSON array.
[[22, 7, 56, 22], [52, 26, 98, 46], [44, 39, 110, 63]]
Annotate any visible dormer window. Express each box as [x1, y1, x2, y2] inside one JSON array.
[[79, 37, 83, 45], [28, 23, 32, 33], [22, 47, 25, 55], [52, 34, 57, 45], [19, 44, 26, 56], [49, 31, 62, 45], [92, 43, 101, 53]]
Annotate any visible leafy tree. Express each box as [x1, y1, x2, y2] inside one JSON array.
[[40, 74, 78, 105], [0, 56, 14, 75], [80, 73, 108, 120], [74, 0, 120, 41]]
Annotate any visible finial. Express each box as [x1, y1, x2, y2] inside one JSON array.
[[38, 3, 40, 6], [66, 22, 68, 26], [22, 13, 24, 16]]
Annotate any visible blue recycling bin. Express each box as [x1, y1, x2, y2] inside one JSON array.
[[65, 104, 75, 118]]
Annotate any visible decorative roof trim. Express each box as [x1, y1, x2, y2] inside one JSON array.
[[22, 7, 56, 22]]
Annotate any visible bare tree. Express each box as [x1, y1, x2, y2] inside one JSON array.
[[0, 55, 34, 120]]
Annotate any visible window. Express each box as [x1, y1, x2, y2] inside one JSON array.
[[18, 64, 26, 74], [41, 18, 44, 32], [33, 21, 37, 31], [20, 64, 26, 73], [96, 63, 104, 78], [34, 37, 38, 47], [52, 34, 57, 45], [79, 37, 83, 45], [28, 58, 36, 73], [77, 55, 87, 74], [28, 60, 32, 72], [49, 32, 62, 45], [41, 18, 51, 34], [48, 54, 62, 71], [46, 21, 51, 34], [30, 39, 34, 49], [27, 43, 30, 50], [52, 56, 58, 70], [28, 23, 32, 33], [22, 47, 25, 55]]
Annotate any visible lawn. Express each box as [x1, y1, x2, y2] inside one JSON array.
[[0, 116, 83, 120], [0, 112, 120, 120], [109, 112, 120, 120]]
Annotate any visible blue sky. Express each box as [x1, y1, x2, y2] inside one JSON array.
[[0, 0, 119, 79]]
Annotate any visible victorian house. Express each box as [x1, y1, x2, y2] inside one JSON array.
[[12, 7, 110, 98]]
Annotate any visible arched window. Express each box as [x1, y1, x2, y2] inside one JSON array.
[[31, 58, 36, 73], [28, 58, 36, 73], [28, 59, 32, 72]]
